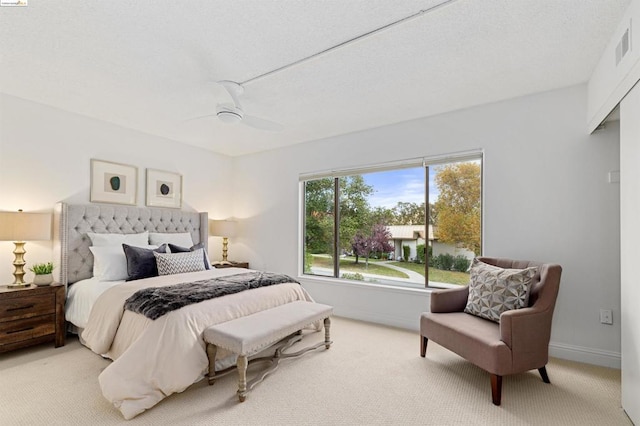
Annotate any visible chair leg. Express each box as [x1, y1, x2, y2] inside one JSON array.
[[420, 335, 428, 357], [538, 366, 550, 384], [490, 374, 502, 406]]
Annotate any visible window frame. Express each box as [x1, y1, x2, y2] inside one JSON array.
[[299, 150, 484, 288]]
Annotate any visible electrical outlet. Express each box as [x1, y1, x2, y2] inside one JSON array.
[[600, 309, 613, 325]]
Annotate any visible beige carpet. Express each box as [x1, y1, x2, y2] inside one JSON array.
[[0, 317, 631, 425]]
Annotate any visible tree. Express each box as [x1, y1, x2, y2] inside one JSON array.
[[350, 233, 370, 265], [370, 206, 396, 226], [351, 223, 394, 267], [305, 176, 375, 256], [304, 178, 334, 254], [392, 202, 425, 225], [434, 162, 482, 254], [338, 176, 374, 253]]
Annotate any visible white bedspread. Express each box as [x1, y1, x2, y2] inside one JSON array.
[[81, 268, 312, 419], [65, 277, 123, 329]]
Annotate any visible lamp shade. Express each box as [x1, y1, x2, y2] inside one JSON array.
[[0, 211, 52, 241], [209, 219, 237, 238]]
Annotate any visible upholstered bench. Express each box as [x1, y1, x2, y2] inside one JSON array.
[[204, 301, 333, 402]]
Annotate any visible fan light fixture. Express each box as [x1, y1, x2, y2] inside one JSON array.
[[217, 110, 243, 124]]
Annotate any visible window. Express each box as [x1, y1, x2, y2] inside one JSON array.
[[302, 153, 482, 288]]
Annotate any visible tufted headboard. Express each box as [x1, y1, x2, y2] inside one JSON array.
[[53, 203, 208, 285]]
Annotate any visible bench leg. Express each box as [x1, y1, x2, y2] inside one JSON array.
[[237, 354, 248, 402], [206, 343, 218, 385], [324, 317, 331, 349]]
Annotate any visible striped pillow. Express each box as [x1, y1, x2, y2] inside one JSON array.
[[153, 249, 206, 276]]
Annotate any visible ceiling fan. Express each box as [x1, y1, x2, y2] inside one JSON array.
[[193, 80, 283, 132]]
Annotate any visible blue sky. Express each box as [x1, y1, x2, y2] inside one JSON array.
[[362, 167, 439, 209]]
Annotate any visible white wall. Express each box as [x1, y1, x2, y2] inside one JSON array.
[[620, 83, 640, 424], [588, 0, 640, 132], [0, 93, 234, 283], [232, 84, 622, 367]]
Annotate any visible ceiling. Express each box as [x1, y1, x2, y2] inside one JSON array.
[[0, 0, 630, 157]]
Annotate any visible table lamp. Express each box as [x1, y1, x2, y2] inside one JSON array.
[[0, 210, 52, 287], [209, 219, 237, 262]]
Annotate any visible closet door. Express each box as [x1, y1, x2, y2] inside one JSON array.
[[620, 82, 640, 425]]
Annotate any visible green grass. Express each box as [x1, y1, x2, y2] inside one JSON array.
[[311, 255, 408, 278], [388, 261, 470, 285], [308, 254, 469, 285]]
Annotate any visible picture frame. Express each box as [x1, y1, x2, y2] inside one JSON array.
[[146, 168, 182, 208], [90, 159, 138, 205]]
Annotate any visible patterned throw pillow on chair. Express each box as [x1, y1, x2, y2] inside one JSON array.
[[154, 249, 207, 276], [464, 258, 537, 323]]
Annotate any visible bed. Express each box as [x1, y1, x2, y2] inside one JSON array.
[[54, 203, 312, 420]]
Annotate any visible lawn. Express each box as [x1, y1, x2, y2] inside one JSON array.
[[308, 255, 470, 285], [311, 255, 408, 278], [388, 261, 470, 285]]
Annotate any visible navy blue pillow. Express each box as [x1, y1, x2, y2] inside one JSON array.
[[168, 242, 211, 270], [123, 244, 167, 281]]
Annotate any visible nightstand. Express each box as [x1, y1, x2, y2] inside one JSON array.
[[0, 283, 65, 353], [213, 262, 249, 269]]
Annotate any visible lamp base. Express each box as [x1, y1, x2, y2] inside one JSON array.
[[10, 241, 28, 287], [7, 282, 31, 288], [222, 237, 229, 262]]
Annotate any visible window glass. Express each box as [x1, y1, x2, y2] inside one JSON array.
[[303, 178, 335, 277], [302, 154, 482, 288]]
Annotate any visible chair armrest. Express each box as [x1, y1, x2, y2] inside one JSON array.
[[500, 307, 553, 352], [430, 286, 469, 313]]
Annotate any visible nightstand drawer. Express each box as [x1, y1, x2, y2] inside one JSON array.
[[213, 262, 249, 269], [0, 314, 56, 345], [0, 294, 56, 322]]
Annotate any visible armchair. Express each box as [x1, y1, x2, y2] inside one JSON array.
[[419, 257, 562, 405]]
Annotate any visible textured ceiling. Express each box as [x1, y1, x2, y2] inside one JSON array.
[[0, 0, 630, 156]]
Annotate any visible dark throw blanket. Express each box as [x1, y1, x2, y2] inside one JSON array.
[[124, 272, 299, 320]]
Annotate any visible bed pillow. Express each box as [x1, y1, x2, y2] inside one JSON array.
[[154, 249, 207, 276], [148, 232, 194, 248], [168, 243, 211, 270], [123, 243, 168, 281], [90, 244, 158, 281], [464, 258, 537, 323], [87, 231, 149, 247]]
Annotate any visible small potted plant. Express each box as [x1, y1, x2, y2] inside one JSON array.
[[30, 262, 54, 286]]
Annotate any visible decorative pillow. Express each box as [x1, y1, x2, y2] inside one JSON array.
[[148, 232, 194, 248], [87, 231, 149, 247], [168, 243, 211, 270], [464, 258, 538, 323], [123, 244, 167, 281], [90, 244, 158, 281], [154, 249, 206, 276]]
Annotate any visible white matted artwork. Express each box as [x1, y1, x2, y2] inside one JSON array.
[[90, 159, 137, 205], [146, 168, 182, 208]]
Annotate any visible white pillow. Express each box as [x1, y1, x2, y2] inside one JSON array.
[[90, 244, 160, 281], [148, 232, 194, 247], [154, 249, 206, 276], [87, 231, 149, 247]]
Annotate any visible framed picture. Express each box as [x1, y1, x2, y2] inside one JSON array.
[[90, 159, 138, 205], [146, 168, 182, 208]]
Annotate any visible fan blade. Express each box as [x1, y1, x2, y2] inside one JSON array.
[[186, 113, 216, 121], [242, 114, 284, 132], [217, 80, 244, 109], [186, 103, 237, 122]]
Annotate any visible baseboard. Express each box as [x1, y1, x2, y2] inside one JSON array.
[[332, 305, 420, 331], [301, 277, 622, 369], [549, 341, 621, 369]]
